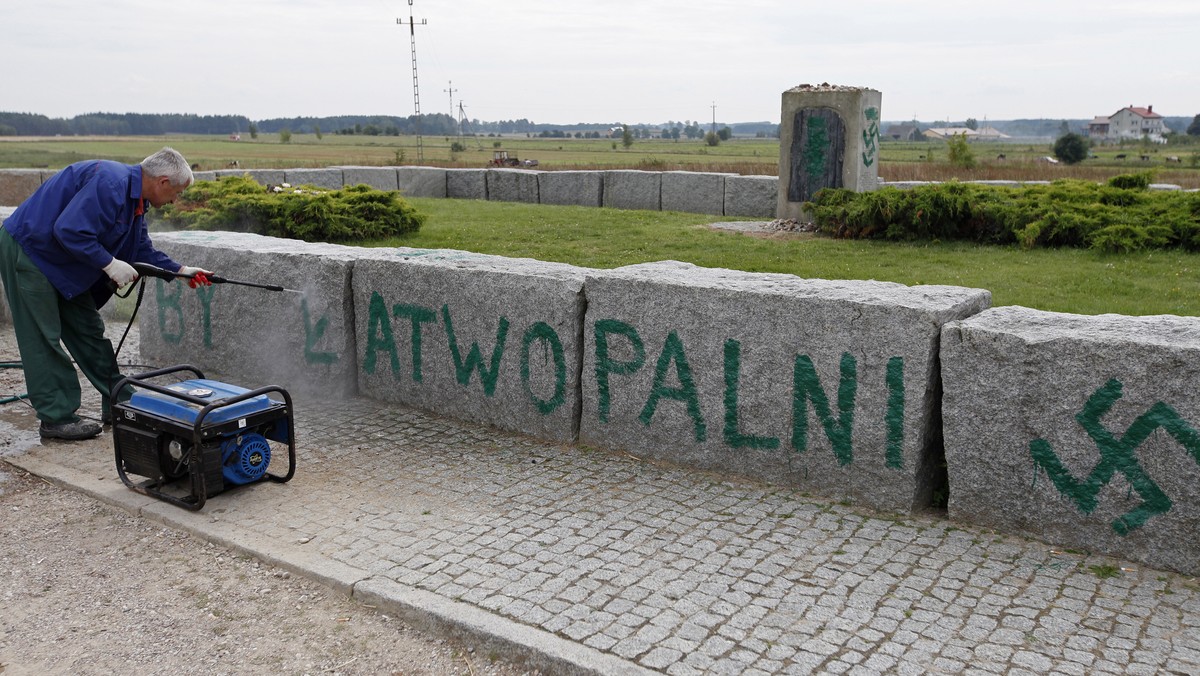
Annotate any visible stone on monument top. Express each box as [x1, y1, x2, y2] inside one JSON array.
[[787, 83, 877, 93]]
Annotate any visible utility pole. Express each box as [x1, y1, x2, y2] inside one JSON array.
[[444, 81, 459, 135], [711, 102, 717, 136], [397, 0, 427, 161]]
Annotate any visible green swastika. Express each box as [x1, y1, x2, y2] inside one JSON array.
[[1029, 378, 1200, 535]]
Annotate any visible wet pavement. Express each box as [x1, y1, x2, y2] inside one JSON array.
[[1, 323, 1198, 675]]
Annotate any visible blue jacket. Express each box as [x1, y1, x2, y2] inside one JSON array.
[[2, 160, 180, 307]]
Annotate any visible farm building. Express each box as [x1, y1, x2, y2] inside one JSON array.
[[1089, 105, 1169, 143]]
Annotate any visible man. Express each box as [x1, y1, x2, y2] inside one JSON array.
[[0, 147, 212, 440]]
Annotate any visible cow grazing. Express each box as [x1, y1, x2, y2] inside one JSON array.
[[996, 153, 1007, 161], [1114, 154, 1127, 160], [1140, 155, 1151, 161], [227, 160, 240, 169], [1167, 156, 1181, 163]]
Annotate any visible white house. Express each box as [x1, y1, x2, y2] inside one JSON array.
[[1100, 106, 1169, 143]]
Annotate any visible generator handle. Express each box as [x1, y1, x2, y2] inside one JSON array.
[[110, 364, 210, 410]]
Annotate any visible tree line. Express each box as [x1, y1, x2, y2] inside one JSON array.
[[0, 111, 781, 139]]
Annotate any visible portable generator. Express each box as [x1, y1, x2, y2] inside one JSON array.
[[111, 364, 296, 511]]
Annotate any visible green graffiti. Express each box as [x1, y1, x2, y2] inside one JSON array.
[[442, 304, 509, 397], [639, 331, 706, 442], [194, 284, 215, 348], [803, 117, 829, 178], [520, 322, 566, 414], [862, 107, 881, 168], [1030, 378, 1200, 535], [362, 292, 399, 376], [886, 356, 905, 469], [155, 279, 184, 345], [594, 319, 645, 423], [300, 297, 337, 366], [723, 338, 780, 450], [393, 303, 438, 382], [792, 352, 857, 465]]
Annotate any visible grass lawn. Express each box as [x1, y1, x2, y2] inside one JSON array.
[[374, 198, 1200, 317]]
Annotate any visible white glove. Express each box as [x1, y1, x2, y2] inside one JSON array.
[[102, 258, 138, 286], [178, 266, 214, 288], [177, 266, 212, 277]]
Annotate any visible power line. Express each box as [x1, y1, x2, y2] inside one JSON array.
[[396, 0, 427, 161]]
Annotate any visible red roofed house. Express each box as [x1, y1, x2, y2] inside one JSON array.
[[1103, 105, 1168, 143]]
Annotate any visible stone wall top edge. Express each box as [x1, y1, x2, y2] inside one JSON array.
[[949, 305, 1200, 345], [588, 260, 989, 310], [152, 230, 364, 260], [354, 247, 590, 282]]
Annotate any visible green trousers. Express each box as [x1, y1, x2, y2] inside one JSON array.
[[0, 228, 121, 424]]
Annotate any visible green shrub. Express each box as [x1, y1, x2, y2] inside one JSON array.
[[946, 134, 976, 169], [154, 176, 425, 242], [806, 177, 1200, 253], [1053, 133, 1089, 165], [1107, 171, 1152, 190]]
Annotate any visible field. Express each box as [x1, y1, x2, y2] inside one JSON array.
[[1, 133, 1198, 188], [5, 133, 1200, 317]]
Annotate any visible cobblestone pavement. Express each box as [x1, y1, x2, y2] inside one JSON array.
[[2, 324, 1199, 675]]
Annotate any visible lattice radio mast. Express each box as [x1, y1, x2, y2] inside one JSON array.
[[397, 0, 427, 161], [444, 81, 458, 135]]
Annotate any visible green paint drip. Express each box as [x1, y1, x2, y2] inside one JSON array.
[[639, 331, 706, 442], [722, 338, 780, 450], [593, 319, 645, 423], [792, 352, 857, 465], [885, 356, 905, 469], [393, 303, 437, 381], [194, 284, 216, 348], [520, 321, 566, 415], [442, 304, 509, 397], [362, 292, 399, 376]]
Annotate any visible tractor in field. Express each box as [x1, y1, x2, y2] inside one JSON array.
[[488, 150, 538, 168]]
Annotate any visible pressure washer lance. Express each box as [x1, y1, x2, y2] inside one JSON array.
[[109, 263, 299, 362], [130, 262, 298, 293]]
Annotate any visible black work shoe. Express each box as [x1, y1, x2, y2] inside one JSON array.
[[39, 419, 103, 441]]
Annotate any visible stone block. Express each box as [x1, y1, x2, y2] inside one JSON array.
[[580, 261, 990, 513], [0, 169, 44, 207], [284, 168, 344, 190], [941, 306, 1200, 575], [662, 172, 731, 215], [602, 171, 661, 211], [724, 175, 778, 218], [137, 231, 359, 397], [337, 166, 400, 191], [353, 249, 587, 442], [193, 171, 218, 183], [539, 171, 603, 207], [486, 169, 540, 204], [446, 169, 488, 200], [397, 167, 447, 198]]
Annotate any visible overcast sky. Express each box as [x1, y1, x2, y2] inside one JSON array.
[[2, 1, 1197, 125]]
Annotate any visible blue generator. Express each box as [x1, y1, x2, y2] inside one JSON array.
[[111, 365, 296, 510]]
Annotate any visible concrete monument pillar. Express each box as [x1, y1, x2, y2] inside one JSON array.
[[777, 84, 881, 221]]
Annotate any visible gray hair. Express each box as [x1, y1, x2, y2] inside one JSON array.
[[141, 147, 194, 187]]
